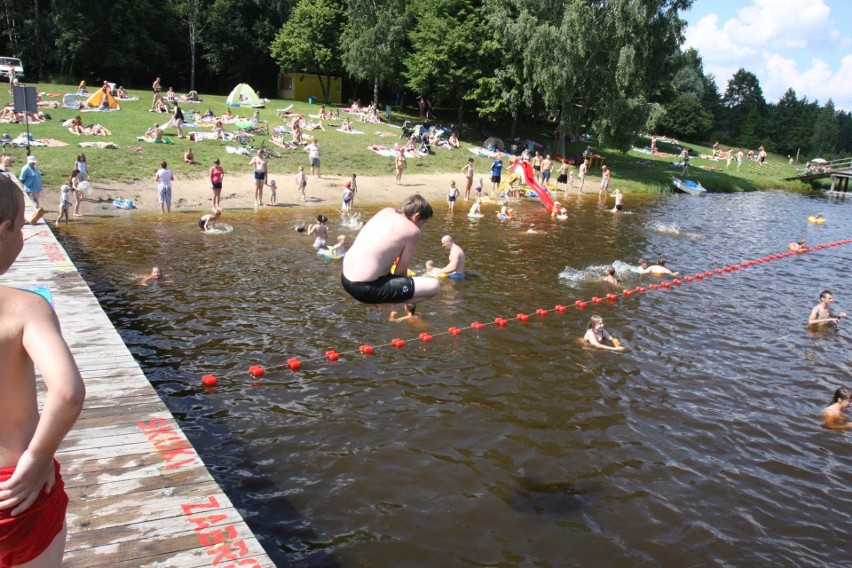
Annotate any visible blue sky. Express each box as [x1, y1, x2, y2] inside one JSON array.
[[682, 0, 852, 111]]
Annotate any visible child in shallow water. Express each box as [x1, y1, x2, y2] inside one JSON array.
[[583, 315, 625, 351], [823, 387, 852, 430]]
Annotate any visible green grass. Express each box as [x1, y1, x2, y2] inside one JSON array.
[[1, 82, 811, 195]]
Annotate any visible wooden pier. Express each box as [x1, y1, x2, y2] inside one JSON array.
[[4, 196, 275, 567]]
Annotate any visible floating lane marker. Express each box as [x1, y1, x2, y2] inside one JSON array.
[[200, 239, 851, 380]]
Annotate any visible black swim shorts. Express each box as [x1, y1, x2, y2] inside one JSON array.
[[341, 273, 415, 304]]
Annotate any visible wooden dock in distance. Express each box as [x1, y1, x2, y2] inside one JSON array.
[[4, 196, 275, 567]]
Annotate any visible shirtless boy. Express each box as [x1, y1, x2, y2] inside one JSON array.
[[342, 195, 441, 306], [0, 177, 86, 567], [638, 257, 679, 276], [808, 290, 846, 325]]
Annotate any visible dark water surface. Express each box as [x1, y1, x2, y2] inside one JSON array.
[[57, 190, 851, 567]]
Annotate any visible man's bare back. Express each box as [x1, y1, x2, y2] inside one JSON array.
[[343, 207, 422, 281]]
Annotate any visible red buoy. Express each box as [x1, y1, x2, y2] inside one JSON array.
[[449, 327, 462, 335], [536, 308, 548, 316], [591, 296, 603, 303], [202, 374, 218, 387], [359, 344, 374, 355], [287, 358, 302, 371], [554, 305, 567, 313], [249, 365, 264, 378], [325, 350, 339, 361], [623, 289, 634, 296], [649, 284, 659, 290], [471, 321, 484, 329], [517, 313, 530, 322], [495, 318, 508, 326], [576, 300, 588, 308], [391, 338, 405, 348], [683, 276, 693, 282]]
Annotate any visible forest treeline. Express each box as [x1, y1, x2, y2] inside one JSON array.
[[2, 0, 849, 158]]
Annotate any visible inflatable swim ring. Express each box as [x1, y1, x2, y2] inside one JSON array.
[[317, 248, 344, 259], [468, 213, 484, 219], [497, 213, 513, 220], [808, 216, 826, 224]]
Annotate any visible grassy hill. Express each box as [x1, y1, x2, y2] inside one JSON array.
[[2, 83, 810, 195]]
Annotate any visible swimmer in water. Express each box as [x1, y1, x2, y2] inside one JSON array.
[[808, 290, 846, 325], [198, 208, 221, 231], [425, 260, 438, 276], [583, 315, 625, 351], [140, 266, 173, 286], [389, 303, 418, 322], [469, 198, 482, 216], [822, 387, 852, 430], [602, 265, 618, 286], [638, 257, 679, 276]]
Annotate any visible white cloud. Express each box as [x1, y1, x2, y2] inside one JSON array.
[[684, 0, 852, 110]]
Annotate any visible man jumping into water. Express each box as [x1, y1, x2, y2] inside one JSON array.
[[342, 194, 441, 307]]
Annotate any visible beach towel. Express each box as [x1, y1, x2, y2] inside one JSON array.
[[337, 128, 364, 134]]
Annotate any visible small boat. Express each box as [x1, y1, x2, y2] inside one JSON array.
[[672, 177, 706, 195]]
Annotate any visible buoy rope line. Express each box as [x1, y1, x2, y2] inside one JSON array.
[[200, 238, 851, 385]]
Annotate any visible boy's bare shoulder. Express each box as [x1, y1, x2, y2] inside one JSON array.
[[0, 285, 53, 322]]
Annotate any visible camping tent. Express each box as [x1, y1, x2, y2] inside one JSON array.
[[85, 89, 119, 109], [226, 83, 264, 108]]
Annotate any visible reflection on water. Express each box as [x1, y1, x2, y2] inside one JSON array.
[[57, 191, 851, 566]]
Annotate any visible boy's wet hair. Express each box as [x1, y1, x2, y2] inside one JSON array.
[[317, 214, 327, 223], [605, 265, 615, 275], [0, 176, 23, 230], [397, 194, 433, 221], [405, 303, 416, 315]]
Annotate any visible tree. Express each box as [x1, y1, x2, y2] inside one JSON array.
[[492, 0, 689, 152], [271, 0, 345, 103], [658, 94, 713, 140], [720, 69, 766, 144], [404, 0, 491, 125], [810, 100, 839, 158], [340, 0, 408, 107]]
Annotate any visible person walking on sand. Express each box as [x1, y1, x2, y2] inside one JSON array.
[[209, 158, 224, 210], [155, 161, 174, 214], [295, 166, 308, 202], [0, 176, 86, 568], [395, 148, 406, 185], [348, 173, 358, 208], [342, 194, 441, 307], [305, 140, 321, 178], [808, 290, 846, 325], [461, 158, 474, 200], [490, 153, 503, 194], [249, 148, 267, 207]]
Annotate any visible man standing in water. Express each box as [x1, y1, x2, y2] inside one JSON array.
[[808, 290, 846, 325], [437, 235, 465, 278], [342, 194, 441, 307]]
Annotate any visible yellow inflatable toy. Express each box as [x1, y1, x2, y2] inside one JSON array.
[[808, 215, 826, 224]]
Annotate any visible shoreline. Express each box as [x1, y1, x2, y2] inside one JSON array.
[[79, 170, 608, 216]]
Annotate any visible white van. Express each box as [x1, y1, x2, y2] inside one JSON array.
[[0, 56, 24, 78]]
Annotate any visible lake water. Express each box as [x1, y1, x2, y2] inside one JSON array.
[[56, 189, 851, 567]]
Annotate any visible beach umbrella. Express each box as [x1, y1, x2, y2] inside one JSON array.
[[811, 157, 828, 163], [483, 137, 504, 151]]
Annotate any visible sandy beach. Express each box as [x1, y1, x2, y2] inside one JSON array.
[[80, 166, 603, 216], [86, 171, 487, 215]]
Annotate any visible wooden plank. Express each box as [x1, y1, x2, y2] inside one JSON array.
[[1, 197, 275, 568]]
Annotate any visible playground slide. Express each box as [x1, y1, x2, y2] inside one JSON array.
[[510, 161, 555, 209]]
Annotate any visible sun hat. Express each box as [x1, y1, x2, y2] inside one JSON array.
[[27, 155, 37, 163], [61, 184, 70, 192]]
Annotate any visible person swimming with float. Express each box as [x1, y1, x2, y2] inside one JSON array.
[[583, 315, 625, 351], [437, 234, 465, 279], [341, 194, 441, 307], [823, 387, 852, 430]]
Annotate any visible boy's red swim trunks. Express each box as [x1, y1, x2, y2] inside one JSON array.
[[0, 460, 68, 568]]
